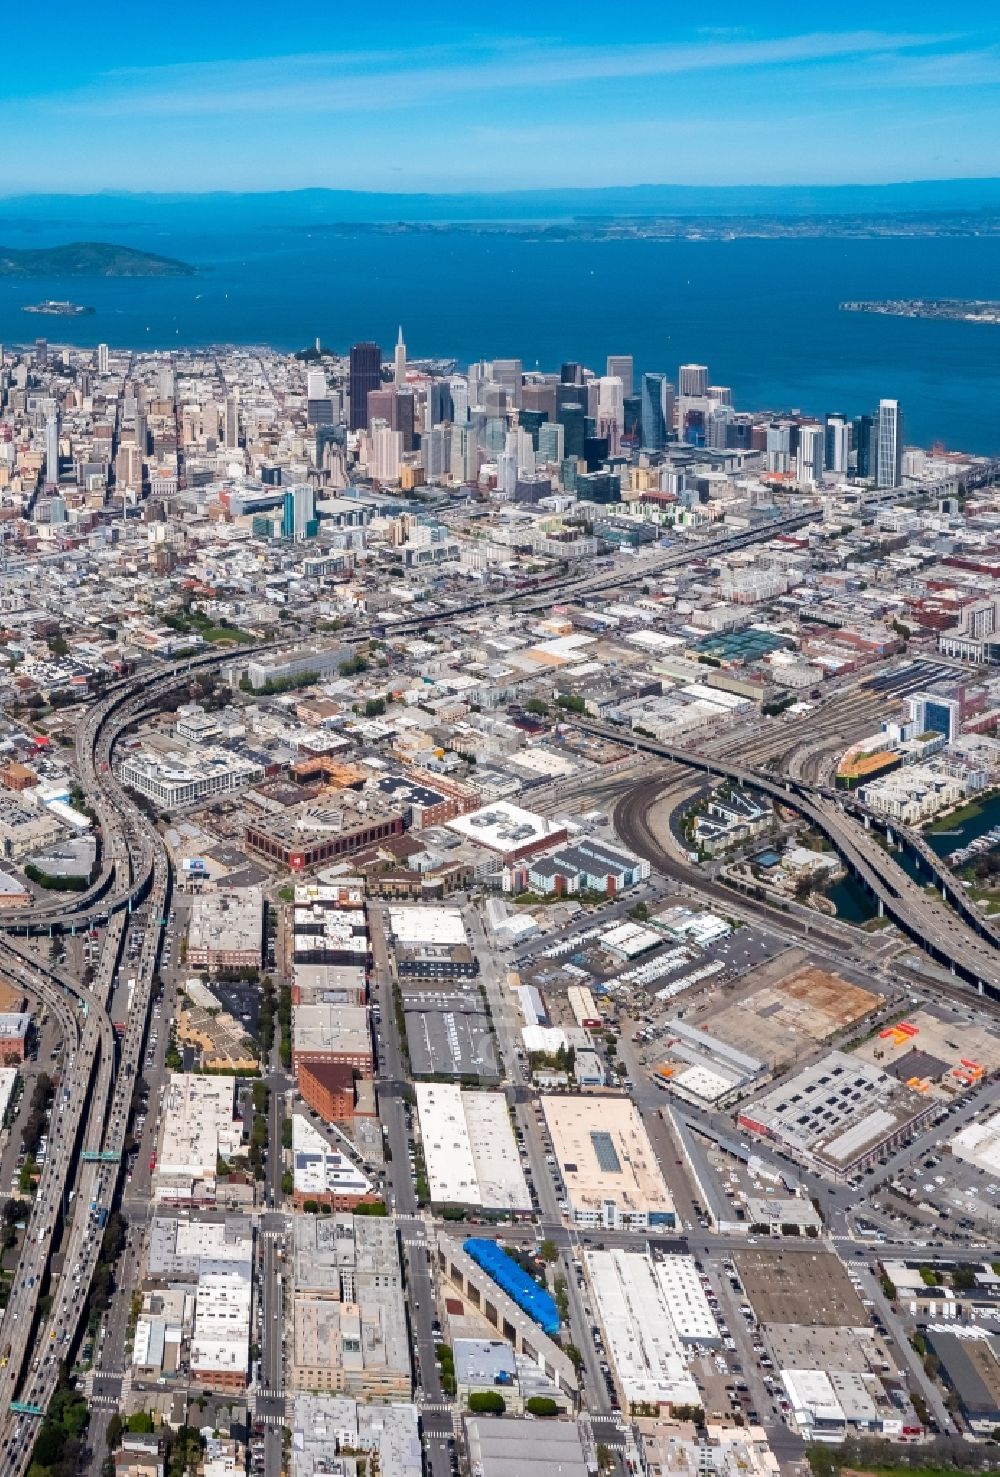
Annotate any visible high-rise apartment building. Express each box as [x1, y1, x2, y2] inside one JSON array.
[[796, 424, 825, 486], [876, 399, 903, 489], [852, 414, 874, 479], [371, 426, 402, 482], [825, 414, 850, 475], [350, 342, 382, 431], [282, 484, 317, 541]]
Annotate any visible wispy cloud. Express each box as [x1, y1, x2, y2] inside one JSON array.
[[56, 30, 961, 119]]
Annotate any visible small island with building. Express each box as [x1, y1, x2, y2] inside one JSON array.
[[22, 300, 96, 317], [841, 298, 1000, 323]]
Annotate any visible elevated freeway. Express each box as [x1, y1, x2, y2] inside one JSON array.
[[569, 718, 1000, 996]]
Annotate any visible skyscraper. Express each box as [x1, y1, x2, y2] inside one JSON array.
[[640, 373, 668, 450], [492, 359, 523, 410], [796, 424, 825, 486], [394, 326, 407, 387], [598, 376, 624, 457], [606, 355, 634, 399], [224, 393, 240, 450], [876, 399, 903, 488], [282, 484, 317, 541], [350, 342, 382, 431], [393, 388, 416, 453], [852, 414, 874, 479], [97, 343, 109, 375], [45, 414, 59, 485], [825, 415, 850, 475], [678, 363, 708, 397], [557, 403, 586, 461]]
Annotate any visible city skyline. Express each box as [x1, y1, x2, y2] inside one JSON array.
[[3, 3, 1000, 192]]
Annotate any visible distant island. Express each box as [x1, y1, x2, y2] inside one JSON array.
[[22, 300, 95, 317], [841, 298, 1000, 323], [0, 241, 195, 277], [305, 211, 1000, 243]]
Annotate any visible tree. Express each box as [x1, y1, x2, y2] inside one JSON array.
[[106, 1413, 124, 1450], [525, 1397, 559, 1417], [539, 1239, 558, 1263], [468, 1391, 505, 1415]]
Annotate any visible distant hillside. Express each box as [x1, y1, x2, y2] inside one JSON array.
[[2, 180, 1000, 226], [0, 241, 195, 277]]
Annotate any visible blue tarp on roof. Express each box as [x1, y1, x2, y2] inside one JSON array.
[[463, 1237, 560, 1336]]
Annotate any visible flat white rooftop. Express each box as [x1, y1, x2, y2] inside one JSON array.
[[388, 905, 467, 947], [586, 1248, 700, 1409], [447, 800, 564, 856], [542, 1094, 674, 1224], [416, 1083, 530, 1210]]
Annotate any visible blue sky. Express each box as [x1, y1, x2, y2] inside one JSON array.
[[5, 1, 1000, 193]]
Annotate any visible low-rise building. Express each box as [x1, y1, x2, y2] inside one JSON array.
[[291, 1395, 422, 1477], [586, 1248, 702, 1413], [290, 1215, 409, 1400], [291, 1114, 376, 1210], [190, 1268, 252, 1392], [186, 887, 263, 970], [153, 1074, 244, 1205], [0, 1012, 31, 1062], [416, 1083, 530, 1211], [542, 1094, 676, 1229], [119, 745, 265, 808]]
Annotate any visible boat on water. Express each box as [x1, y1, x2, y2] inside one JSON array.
[[22, 300, 95, 317]]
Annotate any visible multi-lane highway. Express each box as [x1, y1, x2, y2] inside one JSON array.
[[0, 496, 986, 1466], [568, 718, 1000, 995]]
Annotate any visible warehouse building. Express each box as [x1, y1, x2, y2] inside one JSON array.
[[293, 1003, 373, 1075], [416, 1083, 530, 1211], [447, 800, 568, 863], [925, 1329, 1000, 1434], [463, 1416, 590, 1477], [738, 1050, 935, 1180], [387, 904, 478, 978], [542, 1094, 676, 1229], [586, 1249, 702, 1413], [402, 982, 497, 1080]]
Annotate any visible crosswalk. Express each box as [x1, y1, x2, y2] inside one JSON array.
[[90, 1392, 122, 1411], [255, 1413, 286, 1429]]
